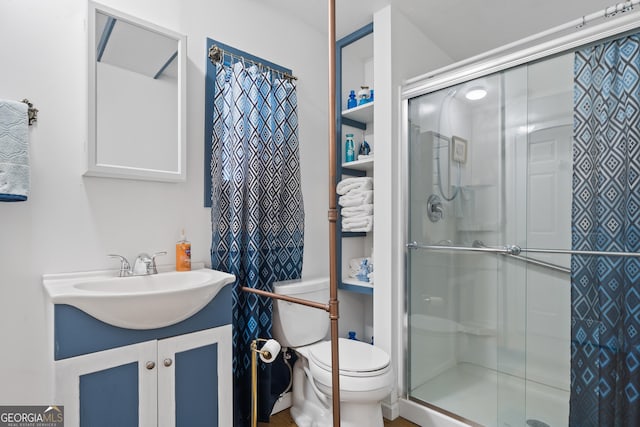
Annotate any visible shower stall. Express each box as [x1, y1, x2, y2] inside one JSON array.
[[406, 54, 573, 427], [402, 12, 640, 426]]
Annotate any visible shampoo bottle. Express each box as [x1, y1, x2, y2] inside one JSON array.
[[176, 229, 191, 271], [345, 133, 355, 163]]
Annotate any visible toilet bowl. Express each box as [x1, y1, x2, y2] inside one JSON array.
[[272, 278, 394, 427]]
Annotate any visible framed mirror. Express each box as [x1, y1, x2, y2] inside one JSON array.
[[86, 2, 186, 182]]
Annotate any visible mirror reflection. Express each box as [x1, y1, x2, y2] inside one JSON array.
[[87, 2, 186, 182]]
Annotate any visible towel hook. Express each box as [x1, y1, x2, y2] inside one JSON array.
[[21, 99, 38, 125]]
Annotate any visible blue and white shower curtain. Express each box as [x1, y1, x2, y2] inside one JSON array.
[[210, 62, 304, 426], [572, 34, 640, 427]]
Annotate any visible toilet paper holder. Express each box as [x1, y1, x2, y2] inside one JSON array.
[[251, 338, 281, 427]]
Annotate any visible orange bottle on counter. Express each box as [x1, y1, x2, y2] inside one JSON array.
[[176, 229, 191, 271]]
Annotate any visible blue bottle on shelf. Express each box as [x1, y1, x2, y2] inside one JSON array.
[[348, 331, 358, 340], [347, 90, 357, 109], [345, 133, 355, 163]]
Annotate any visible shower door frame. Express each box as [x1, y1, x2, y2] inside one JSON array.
[[398, 9, 640, 426]]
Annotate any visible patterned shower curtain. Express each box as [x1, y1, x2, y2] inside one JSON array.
[[210, 62, 304, 426], [571, 34, 640, 426]]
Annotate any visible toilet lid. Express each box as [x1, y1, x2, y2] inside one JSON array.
[[309, 338, 390, 375]]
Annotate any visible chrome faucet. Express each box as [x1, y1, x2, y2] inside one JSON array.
[[109, 251, 167, 277], [108, 254, 132, 277], [133, 252, 167, 275]]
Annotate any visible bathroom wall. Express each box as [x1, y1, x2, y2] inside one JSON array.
[[374, 5, 453, 414], [0, 0, 328, 404]]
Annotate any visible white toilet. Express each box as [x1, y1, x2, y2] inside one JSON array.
[[272, 277, 394, 427]]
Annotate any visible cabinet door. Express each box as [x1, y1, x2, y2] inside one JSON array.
[[157, 325, 232, 427], [55, 340, 158, 427]]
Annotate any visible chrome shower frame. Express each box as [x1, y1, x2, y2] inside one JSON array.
[[397, 7, 640, 424]]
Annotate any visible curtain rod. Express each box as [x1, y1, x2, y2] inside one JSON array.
[[406, 0, 640, 86], [208, 44, 298, 81]]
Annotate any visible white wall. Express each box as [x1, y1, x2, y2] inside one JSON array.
[[0, 0, 328, 404], [374, 4, 453, 415]]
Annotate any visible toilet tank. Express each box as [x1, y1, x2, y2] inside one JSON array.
[[272, 277, 330, 348]]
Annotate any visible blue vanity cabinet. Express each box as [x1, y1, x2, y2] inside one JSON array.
[[55, 326, 232, 427], [157, 327, 232, 427], [52, 284, 233, 426]]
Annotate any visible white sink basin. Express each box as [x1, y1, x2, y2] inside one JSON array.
[[43, 268, 235, 329]]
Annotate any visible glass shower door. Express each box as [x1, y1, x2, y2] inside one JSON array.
[[406, 65, 529, 427], [406, 54, 573, 427]]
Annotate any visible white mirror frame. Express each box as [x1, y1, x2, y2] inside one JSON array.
[[86, 1, 187, 182]]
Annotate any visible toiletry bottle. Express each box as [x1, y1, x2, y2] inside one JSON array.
[[369, 89, 374, 103], [176, 229, 191, 271], [358, 139, 371, 156], [357, 86, 370, 105], [345, 133, 355, 163], [347, 90, 357, 109]]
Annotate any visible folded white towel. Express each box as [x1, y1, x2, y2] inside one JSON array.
[[342, 215, 373, 232], [344, 225, 373, 233], [338, 190, 373, 207], [341, 203, 373, 218], [0, 100, 29, 202], [336, 177, 373, 195], [343, 215, 372, 226]]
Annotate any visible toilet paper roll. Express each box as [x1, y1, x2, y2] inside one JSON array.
[[259, 339, 281, 363]]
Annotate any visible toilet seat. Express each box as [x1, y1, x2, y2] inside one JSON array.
[[295, 338, 395, 394], [309, 338, 390, 378]]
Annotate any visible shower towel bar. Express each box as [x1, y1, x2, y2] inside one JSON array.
[[407, 242, 640, 259], [407, 242, 571, 273], [471, 240, 570, 274], [503, 253, 571, 274]]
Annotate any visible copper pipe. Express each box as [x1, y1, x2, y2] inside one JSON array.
[[327, 0, 341, 426], [241, 286, 329, 312]]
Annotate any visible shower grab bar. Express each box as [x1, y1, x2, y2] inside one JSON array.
[[407, 242, 640, 259]]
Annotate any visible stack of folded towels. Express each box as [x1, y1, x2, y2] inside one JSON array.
[[337, 177, 373, 232]]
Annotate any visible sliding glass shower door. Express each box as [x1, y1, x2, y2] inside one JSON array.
[[407, 53, 573, 427]]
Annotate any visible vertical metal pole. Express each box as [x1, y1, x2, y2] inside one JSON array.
[[251, 341, 258, 427], [327, 0, 341, 426]]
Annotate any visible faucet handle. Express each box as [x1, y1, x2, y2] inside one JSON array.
[[151, 251, 167, 274], [108, 254, 131, 277], [133, 253, 153, 275]]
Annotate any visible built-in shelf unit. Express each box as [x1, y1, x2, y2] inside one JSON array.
[[336, 23, 375, 300]]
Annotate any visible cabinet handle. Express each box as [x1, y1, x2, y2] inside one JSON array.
[[145, 361, 156, 370], [163, 358, 173, 367]]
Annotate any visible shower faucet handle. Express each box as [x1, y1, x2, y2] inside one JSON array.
[[427, 194, 444, 222]]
